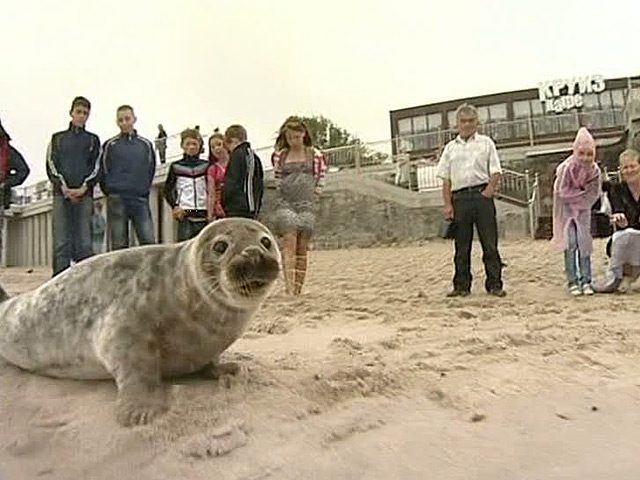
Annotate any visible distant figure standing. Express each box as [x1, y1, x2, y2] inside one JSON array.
[[155, 124, 168, 164], [92, 200, 106, 254], [99, 105, 156, 250], [436, 103, 505, 298]]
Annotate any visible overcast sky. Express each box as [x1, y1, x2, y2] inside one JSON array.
[[1, 0, 638, 185]]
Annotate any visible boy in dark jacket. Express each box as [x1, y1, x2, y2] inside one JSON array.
[[163, 128, 209, 241], [46, 96, 101, 276], [223, 125, 264, 219], [99, 105, 156, 250]]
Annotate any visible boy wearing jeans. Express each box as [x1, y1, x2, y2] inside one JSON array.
[[99, 105, 156, 250], [46, 96, 101, 276]]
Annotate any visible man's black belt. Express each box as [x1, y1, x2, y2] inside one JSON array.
[[452, 183, 487, 194], [183, 209, 207, 217]]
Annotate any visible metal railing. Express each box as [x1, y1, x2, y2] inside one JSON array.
[[8, 107, 629, 207], [395, 108, 627, 153], [527, 173, 541, 239], [496, 169, 531, 205]]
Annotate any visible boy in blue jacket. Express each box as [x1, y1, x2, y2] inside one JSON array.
[[99, 105, 156, 250]]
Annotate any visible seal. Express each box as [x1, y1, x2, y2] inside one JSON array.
[[0, 217, 281, 427]]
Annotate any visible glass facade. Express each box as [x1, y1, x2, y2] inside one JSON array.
[[395, 87, 628, 151]]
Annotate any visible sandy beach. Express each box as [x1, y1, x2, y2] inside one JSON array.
[[1, 238, 639, 480]]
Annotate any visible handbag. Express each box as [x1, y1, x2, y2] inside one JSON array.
[[438, 218, 457, 239]]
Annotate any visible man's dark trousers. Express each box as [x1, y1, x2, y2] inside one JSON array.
[[452, 187, 503, 292]]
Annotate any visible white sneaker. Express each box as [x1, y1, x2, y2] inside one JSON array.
[[568, 284, 582, 296], [582, 284, 594, 295]]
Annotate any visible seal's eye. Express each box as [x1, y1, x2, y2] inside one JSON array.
[[260, 237, 272, 249], [213, 240, 228, 254]]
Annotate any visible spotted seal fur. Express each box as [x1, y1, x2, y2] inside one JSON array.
[[0, 218, 281, 426]]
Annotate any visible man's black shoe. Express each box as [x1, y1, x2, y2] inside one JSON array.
[[446, 290, 470, 298], [488, 288, 507, 297]]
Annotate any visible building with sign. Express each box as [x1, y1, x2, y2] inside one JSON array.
[[389, 74, 639, 159]]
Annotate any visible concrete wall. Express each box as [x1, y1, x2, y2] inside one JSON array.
[[3, 170, 531, 267], [258, 171, 530, 250]]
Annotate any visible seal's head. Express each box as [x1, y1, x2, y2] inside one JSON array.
[[190, 218, 281, 307]]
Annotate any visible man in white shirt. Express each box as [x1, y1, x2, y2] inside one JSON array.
[[436, 103, 506, 297]]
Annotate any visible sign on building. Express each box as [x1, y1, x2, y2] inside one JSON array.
[[538, 75, 606, 114]]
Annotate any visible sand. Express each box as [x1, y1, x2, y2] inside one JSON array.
[[1, 238, 639, 480]]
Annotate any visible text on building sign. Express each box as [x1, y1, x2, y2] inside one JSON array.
[[538, 75, 606, 114]]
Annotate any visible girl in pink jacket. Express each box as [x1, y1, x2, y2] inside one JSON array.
[[552, 127, 602, 296]]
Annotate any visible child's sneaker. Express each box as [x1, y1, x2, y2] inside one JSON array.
[[568, 284, 582, 296], [582, 284, 594, 295]]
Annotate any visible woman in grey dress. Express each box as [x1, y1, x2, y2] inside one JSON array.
[[272, 117, 326, 295]]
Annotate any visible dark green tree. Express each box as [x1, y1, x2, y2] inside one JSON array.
[[282, 115, 386, 168], [291, 115, 359, 149]]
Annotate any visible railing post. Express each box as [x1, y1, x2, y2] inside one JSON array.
[[527, 115, 535, 146], [524, 169, 530, 204], [354, 143, 361, 174], [535, 172, 541, 212], [529, 199, 534, 239], [0, 212, 6, 267]]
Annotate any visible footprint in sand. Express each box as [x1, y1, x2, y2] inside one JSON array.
[[330, 337, 364, 353], [378, 338, 401, 350], [178, 420, 249, 459], [322, 417, 386, 446], [248, 318, 292, 335], [6, 431, 50, 457]]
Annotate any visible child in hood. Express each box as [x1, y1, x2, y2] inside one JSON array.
[[552, 127, 602, 296]]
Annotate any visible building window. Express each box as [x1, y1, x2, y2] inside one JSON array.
[[484, 103, 509, 140], [531, 100, 544, 117], [398, 118, 412, 135], [513, 100, 531, 118], [582, 93, 600, 110], [598, 91, 613, 109], [477, 106, 489, 124], [447, 110, 457, 130], [488, 103, 508, 121], [512, 100, 532, 138], [427, 113, 442, 131], [611, 89, 626, 108], [412, 115, 427, 133]]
